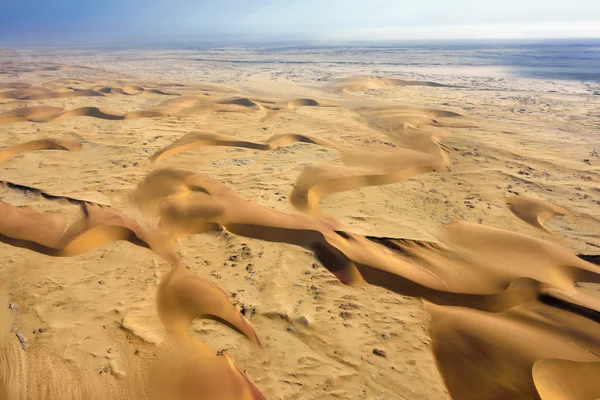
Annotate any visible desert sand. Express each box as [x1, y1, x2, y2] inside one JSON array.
[[0, 49, 599, 400]]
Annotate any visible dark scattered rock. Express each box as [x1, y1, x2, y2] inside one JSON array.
[[339, 311, 352, 320], [373, 348, 387, 357], [339, 303, 359, 310], [38, 328, 47, 333], [239, 304, 257, 318], [14, 330, 28, 349]]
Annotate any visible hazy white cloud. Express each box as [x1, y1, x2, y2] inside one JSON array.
[[324, 21, 600, 40]]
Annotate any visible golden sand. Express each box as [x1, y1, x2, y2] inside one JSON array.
[[0, 60, 599, 399]]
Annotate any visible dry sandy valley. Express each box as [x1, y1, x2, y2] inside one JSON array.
[[0, 46, 599, 400]]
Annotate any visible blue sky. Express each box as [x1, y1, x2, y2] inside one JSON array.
[[2, 0, 600, 45]]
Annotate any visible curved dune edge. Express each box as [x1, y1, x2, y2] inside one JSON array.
[[2, 137, 600, 399], [0, 138, 81, 164], [290, 162, 440, 215], [505, 194, 571, 233], [149, 131, 335, 163], [532, 359, 600, 400]]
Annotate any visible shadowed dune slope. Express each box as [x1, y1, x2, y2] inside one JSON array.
[[287, 98, 319, 108]]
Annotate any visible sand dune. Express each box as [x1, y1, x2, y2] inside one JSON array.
[[2, 146, 599, 398], [533, 359, 600, 400], [218, 98, 261, 108], [0, 80, 331, 126], [149, 103, 464, 215], [287, 98, 319, 108], [0, 141, 265, 400], [331, 75, 453, 94], [0, 105, 168, 124], [0, 138, 81, 164], [0, 86, 176, 101], [4, 137, 598, 298], [429, 301, 600, 400], [0, 63, 599, 400], [150, 131, 334, 163], [505, 194, 570, 233], [5, 140, 596, 301], [0, 106, 65, 124], [0, 96, 305, 125]]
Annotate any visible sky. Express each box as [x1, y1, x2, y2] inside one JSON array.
[[1, 0, 600, 45]]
